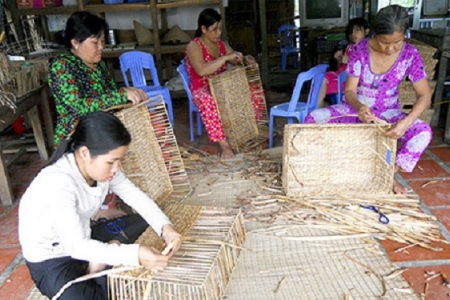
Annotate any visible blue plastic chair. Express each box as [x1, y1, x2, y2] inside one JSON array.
[[329, 70, 348, 105], [278, 25, 301, 71], [269, 64, 328, 148], [119, 51, 174, 123], [177, 63, 203, 142]]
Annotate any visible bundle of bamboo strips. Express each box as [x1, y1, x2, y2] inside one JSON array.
[[239, 193, 447, 251]]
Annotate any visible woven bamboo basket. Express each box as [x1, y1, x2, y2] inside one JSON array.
[[209, 65, 260, 152], [7, 61, 43, 97], [282, 124, 397, 197], [112, 99, 174, 206], [402, 107, 434, 124], [244, 63, 270, 151], [399, 80, 436, 106], [108, 204, 246, 300], [408, 38, 438, 80], [144, 96, 192, 205]]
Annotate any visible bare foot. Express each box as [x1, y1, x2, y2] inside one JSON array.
[[218, 140, 234, 159], [393, 178, 408, 194]]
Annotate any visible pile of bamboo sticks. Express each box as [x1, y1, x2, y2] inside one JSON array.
[[239, 193, 447, 251]]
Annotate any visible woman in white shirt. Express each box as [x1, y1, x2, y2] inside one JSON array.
[[19, 111, 181, 299]]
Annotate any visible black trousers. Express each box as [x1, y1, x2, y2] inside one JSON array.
[[26, 214, 148, 300]]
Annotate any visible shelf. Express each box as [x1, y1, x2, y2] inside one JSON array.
[[85, 3, 150, 12], [18, 6, 78, 16], [18, 0, 220, 15], [157, 0, 220, 9]]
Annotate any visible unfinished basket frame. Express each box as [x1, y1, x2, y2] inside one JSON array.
[[113, 100, 173, 206], [209, 65, 260, 152], [282, 124, 397, 197], [112, 96, 191, 207], [108, 204, 246, 300]]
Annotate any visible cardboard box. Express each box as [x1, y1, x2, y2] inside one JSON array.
[[17, 0, 45, 8]]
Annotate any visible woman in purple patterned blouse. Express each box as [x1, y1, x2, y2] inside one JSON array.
[[305, 5, 432, 194]]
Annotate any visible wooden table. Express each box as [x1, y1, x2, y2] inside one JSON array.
[[0, 86, 53, 205]]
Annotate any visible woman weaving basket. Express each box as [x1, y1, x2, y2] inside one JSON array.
[[49, 12, 148, 148], [305, 5, 432, 194], [19, 112, 181, 300], [185, 8, 265, 159]]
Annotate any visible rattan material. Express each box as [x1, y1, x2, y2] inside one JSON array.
[[114, 100, 173, 206], [399, 80, 436, 106], [7, 59, 48, 97], [145, 96, 192, 207], [282, 124, 396, 197], [209, 66, 259, 152], [402, 107, 434, 124], [108, 205, 246, 300]]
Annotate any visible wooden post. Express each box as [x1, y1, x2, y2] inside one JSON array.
[[258, 0, 268, 87], [0, 143, 14, 206], [26, 105, 49, 161], [150, 0, 163, 81]]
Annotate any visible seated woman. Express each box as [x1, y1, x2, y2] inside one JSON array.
[[19, 111, 181, 300], [49, 11, 148, 147], [185, 8, 265, 159], [305, 5, 432, 194]]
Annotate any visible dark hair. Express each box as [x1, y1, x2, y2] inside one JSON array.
[[373, 5, 409, 36], [195, 8, 222, 38], [54, 11, 109, 49], [47, 111, 131, 166], [346, 17, 370, 40]]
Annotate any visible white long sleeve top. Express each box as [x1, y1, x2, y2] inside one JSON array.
[[19, 153, 171, 267]]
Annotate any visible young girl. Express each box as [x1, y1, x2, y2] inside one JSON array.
[[317, 18, 371, 108], [19, 111, 181, 299]]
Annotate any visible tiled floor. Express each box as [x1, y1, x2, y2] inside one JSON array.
[[1, 93, 450, 299]]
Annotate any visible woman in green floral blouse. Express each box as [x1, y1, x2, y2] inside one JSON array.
[[49, 11, 147, 147]]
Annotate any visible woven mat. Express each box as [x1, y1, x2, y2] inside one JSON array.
[[225, 226, 419, 299]]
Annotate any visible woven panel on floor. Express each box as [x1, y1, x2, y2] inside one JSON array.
[[114, 99, 173, 206], [209, 66, 259, 152], [224, 226, 419, 300], [282, 124, 396, 197]]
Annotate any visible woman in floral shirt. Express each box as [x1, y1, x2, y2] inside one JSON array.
[[49, 11, 147, 147], [305, 5, 432, 194]]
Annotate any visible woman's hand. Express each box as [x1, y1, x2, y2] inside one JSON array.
[[244, 55, 256, 65], [123, 87, 148, 105], [357, 105, 376, 123], [161, 224, 182, 255], [138, 245, 170, 272], [225, 51, 243, 64], [385, 119, 409, 140]]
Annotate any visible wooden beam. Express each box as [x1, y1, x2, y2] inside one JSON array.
[[258, 0, 268, 87]]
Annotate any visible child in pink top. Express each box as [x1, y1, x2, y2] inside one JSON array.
[[318, 18, 371, 108]]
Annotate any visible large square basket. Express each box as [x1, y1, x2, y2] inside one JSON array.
[[282, 124, 397, 197], [209, 66, 259, 152], [108, 204, 246, 300]]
